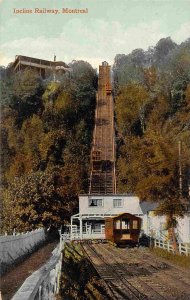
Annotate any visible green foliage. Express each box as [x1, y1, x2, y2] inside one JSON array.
[[8, 69, 44, 125], [154, 37, 177, 65], [115, 83, 150, 135], [42, 81, 60, 106], [114, 37, 190, 228], [117, 132, 178, 200], [2, 167, 81, 233], [1, 61, 97, 232]]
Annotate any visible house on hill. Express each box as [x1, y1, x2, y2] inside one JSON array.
[[10, 55, 71, 79]]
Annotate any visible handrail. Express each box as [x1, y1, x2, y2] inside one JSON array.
[[12, 237, 66, 300]]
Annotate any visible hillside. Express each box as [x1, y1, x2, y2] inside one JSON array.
[[0, 60, 97, 233], [113, 37, 190, 222]]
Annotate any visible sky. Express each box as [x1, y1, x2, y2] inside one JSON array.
[[0, 0, 190, 68]]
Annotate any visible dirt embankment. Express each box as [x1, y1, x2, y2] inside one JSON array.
[[58, 242, 113, 300]]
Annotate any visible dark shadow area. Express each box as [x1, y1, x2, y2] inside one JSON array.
[[59, 242, 113, 300], [139, 234, 152, 247], [101, 160, 113, 171]]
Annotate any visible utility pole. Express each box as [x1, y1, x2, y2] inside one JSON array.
[[178, 140, 182, 194]]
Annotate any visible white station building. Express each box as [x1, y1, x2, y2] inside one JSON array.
[[70, 194, 156, 240], [70, 194, 190, 243]]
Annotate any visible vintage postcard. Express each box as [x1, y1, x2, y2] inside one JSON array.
[[0, 0, 190, 299]]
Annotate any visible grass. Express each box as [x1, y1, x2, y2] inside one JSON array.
[[150, 247, 190, 269]]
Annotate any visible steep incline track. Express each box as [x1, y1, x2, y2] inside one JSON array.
[[89, 62, 116, 194], [82, 243, 190, 300]]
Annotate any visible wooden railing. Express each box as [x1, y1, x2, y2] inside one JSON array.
[[12, 236, 67, 300], [153, 238, 190, 256]]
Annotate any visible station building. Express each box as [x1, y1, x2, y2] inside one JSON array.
[[70, 194, 157, 240], [70, 195, 190, 244]]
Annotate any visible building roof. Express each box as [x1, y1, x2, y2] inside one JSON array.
[[11, 55, 70, 71], [106, 212, 141, 220]]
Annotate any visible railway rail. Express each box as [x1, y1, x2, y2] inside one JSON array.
[[82, 243, 190, 300]]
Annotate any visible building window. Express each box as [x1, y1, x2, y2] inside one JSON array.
[[89, 199, 103, 207], [113, 199, 123, 208]]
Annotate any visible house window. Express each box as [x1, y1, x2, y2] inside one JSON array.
[[89, 199, 103, 207], [113, 199, 123, 208]]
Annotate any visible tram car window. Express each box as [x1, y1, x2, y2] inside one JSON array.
[[105, 213, 141, 246]]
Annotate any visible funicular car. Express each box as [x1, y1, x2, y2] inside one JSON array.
[[105, 213, 141, 246]]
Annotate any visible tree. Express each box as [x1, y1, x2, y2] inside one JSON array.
[[10, 69, 44, 125], [114, 37, 190, 250], [6, 115, 44, 180], [2, 167, 80, 233], [115, 83, 150, 136], [113, 52, 145, 88], [153, 37, 177, 66], [155, 193, 187, 252], [117, 131, 178, 198], [0, 107, 18, 184], [1, 59, 97, 233]]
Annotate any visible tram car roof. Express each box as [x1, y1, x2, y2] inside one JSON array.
[[105, 212, 141, 221]]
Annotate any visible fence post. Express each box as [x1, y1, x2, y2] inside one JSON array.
[[185, 244, 188, 256], [167, 241, 170, 252], [38, 285, 42, 300], [179, 243, 181, 255]]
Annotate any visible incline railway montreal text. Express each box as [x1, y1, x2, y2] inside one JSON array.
[[13, 8, 88, 14]]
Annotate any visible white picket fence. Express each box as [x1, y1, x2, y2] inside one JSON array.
[[154, 238, 190, 256]]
